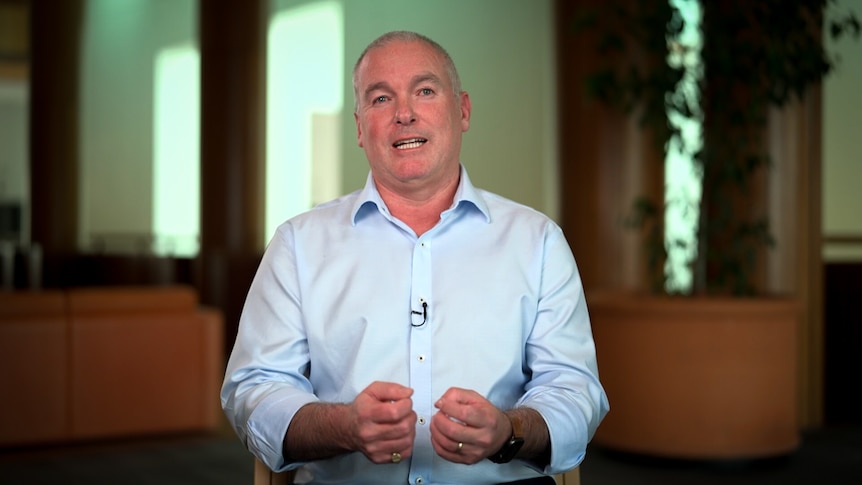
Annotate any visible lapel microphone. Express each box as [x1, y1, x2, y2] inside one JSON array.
[[411, 301, 428, 327]]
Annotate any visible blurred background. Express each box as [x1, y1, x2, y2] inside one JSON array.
[[1, 0, 861, 479]]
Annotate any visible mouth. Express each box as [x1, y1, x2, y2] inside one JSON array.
[[393, 137, 427, 150]]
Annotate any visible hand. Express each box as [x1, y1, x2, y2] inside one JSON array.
[[346, 381, 417, 464], [430, 387, 511, 464]]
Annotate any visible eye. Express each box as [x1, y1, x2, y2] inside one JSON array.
[[419, 88, 434, 96], [372, 95, 388, 104]]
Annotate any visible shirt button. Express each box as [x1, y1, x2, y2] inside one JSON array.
[[415, 478, 424, 485], [417, 355, 426, 362], [418, 416, 426, 425]]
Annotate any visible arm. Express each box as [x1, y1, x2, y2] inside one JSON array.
[[283, 382, 417, 464], [429, 224, 608, 473], [505, 407, 551, 466], [220, 226, 317, 471], [430, 389, 550, 466], [222, 226, 419, 470], [516, 225, 609, 473]]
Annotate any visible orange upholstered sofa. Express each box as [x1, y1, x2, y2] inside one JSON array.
[[0, 285, 224, 447]]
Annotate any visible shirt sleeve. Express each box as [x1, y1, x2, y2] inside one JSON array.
[[220, 223, 318, 472], [516, 224, 610, 475]]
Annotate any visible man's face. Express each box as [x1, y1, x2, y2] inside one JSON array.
[[354, 40, 471, 193]]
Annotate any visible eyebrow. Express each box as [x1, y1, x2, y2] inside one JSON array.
[[411, 73, 444, 89]]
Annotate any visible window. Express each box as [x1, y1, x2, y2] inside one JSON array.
[[664, 0, 703, 293], [266, 1, 344, 242], [153, 44, 200, 257]]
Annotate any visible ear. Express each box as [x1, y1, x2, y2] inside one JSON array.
[[459, 91, 472, 132], [354, 111, 364, 147]]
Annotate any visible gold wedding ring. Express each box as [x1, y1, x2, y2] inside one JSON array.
[[391, 452, 402, 463], [457, 442, 463, 452]]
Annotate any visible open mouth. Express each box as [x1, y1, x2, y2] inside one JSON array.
[[393, 137, 427, 150]]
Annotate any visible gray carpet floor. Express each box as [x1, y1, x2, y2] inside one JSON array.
[[1, 426, 860, 484], [0, 433, 253, 484]]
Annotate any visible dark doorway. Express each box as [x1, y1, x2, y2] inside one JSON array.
[[823, 262, 862, 425]]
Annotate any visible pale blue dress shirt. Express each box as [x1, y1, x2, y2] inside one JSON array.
[[221, 166, 609, 484]]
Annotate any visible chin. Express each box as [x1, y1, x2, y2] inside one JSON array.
[[393, 160, 431, 177]]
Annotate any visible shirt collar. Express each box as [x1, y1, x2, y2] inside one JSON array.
[[351, 164, 491, 226]]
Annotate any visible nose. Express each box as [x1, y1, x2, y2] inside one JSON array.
[[394, 99, 416, 125]]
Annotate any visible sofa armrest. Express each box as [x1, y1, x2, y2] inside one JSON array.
[[0, 291, 69, 446], [68, 285, 224, 439], [199, 306, 225, 430]]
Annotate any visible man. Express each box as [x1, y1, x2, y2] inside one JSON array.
[[221, 31, 609, 484]]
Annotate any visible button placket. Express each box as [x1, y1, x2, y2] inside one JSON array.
[[408, 237, 434, 481]]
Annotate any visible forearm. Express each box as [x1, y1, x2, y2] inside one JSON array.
[[283, 402, 354, 462], [509, 407, 551, 466]]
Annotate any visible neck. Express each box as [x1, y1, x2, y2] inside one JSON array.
[[376, 172, 460, 237]]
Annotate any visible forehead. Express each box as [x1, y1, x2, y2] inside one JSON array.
[[357, 40, 449, 87]]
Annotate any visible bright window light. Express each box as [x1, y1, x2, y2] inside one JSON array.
[[664, 0, 703, 293], [266, 1, 343, 243], [153, 44, 200, 257]]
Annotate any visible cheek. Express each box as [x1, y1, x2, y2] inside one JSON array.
[[360, 115, 390, 143]]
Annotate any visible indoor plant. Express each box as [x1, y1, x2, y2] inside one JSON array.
[[580, 0, 859, 296], [572, 0, 859, 459]]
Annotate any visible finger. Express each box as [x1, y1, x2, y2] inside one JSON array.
[[435, 390, 488, 428], [435, 394, 466, 423], [367, 381, 414, 402], [358, 383, 415, 424], [374, 398, 417, 425], [436, 387, 478, 406], [356, 414, 417, 461], [429, 424, 463, 453], [430, 409, 480, 448], [430, 430, 477, 464], [355, 405, 416, 442], [367, 436, 416, 464]]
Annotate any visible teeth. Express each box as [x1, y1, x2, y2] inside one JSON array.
[[394, 138, 426, 149]]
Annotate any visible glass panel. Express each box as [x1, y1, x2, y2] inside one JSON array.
[[153, 44, 200, 257], [0, 78, 29, 247], [80, 0, 197, 256], [266, 1, 344, 243]]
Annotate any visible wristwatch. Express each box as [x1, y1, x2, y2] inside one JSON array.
[[488, 414, 525, 464]]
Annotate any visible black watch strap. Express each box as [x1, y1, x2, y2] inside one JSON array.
[[489, 414, 525, 464]]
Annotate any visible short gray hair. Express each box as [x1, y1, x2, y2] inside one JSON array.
[[352, 31, 462, 112]]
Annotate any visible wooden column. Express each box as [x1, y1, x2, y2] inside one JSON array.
[[28, 0, 83, 286], [198, 0, 267, 356], [767, 93, 824, 428], [554, 0, 664, 294]]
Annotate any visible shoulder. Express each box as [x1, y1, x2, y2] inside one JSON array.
[[269, 189, 364, 244], [478, 189, 560, 230]]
